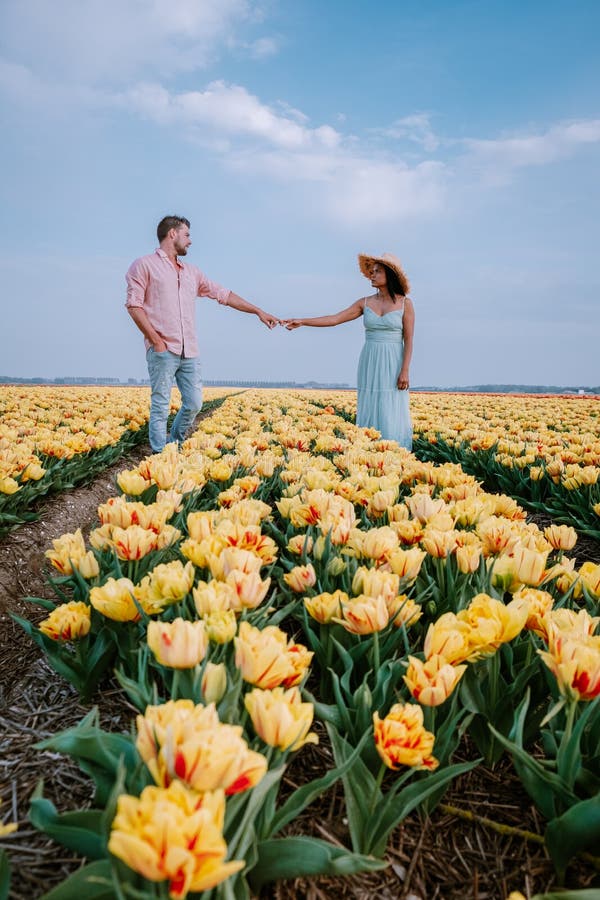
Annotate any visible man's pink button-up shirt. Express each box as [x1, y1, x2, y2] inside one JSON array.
[[125, 248, 231, 357]]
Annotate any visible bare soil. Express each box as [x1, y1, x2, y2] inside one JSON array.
[[1, 441, 599, 900]]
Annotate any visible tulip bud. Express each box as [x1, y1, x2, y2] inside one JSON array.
[[201, 662, 228, 704]]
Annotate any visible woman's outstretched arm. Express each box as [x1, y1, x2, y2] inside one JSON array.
[[284, 298, 364, 329]]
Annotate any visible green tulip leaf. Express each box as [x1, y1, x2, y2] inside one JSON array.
[[326, 724, 379, 854], [29, 792, 105, 859], [365, 759, 479, 857], [269, 730, 370, 837], [556, 698, 600, 788], [35, 719, 143, 803], [249, 836, 387, 890], [545, 794, 600, 879], [226, 767, 284, 860], [40, 860, 115, 899], [530, 892, 600, 900], [0, 849, 10, 900], [488, 722, 576, 821]]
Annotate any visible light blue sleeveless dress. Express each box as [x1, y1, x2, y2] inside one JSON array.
[[356, 301, 413, 449]]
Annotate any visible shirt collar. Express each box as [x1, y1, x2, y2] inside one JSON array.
[[155, 247, 183, 269]]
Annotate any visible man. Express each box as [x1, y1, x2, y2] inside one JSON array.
[[126, 215, 278, 452]]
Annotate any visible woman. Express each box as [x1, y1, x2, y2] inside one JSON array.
[[284, 252, 414, 449]]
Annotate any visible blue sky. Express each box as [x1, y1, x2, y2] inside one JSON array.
[[1, 0, 599, 387]]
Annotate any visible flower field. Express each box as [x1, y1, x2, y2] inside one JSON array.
[[1, 388, 599, 900], [409, 393, 600, 540], [0, 386, 236, 534]]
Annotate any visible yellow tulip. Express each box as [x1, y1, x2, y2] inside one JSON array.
[[201, 662, 228, 704], [457, 593, 529, 656], [373, 702, 438, 770], [20, 461, 46, 481], [0, 476, 20, 494], [136, 699, 267, 796], [75, 550, 100, 579], [304, 590, 347, 624], [423, 613, 473, 664], [403, 654, 467, 706], [547, 607, 600, 639], [283, 564, 317, 593], [543, 524, 577, 551], [333, 594, 390, 635], [545, 556, 580, 595], [352, 566, 400, 603], [390, 519, 424, 545], [510, 545, 549, 588], [193, 580, 238, 616], [39, 602, 91, 641], [387, 595, 423, 628], [245, 686, 319, 752], [108, 782, 244, 898], [579, 561, 600, 598], [216, 521, 278, 564], [136, 700, 218, 779], [116, 468, 150, 496], [204, 610, 238, 644], [455, 543, 482, 574], [147, 619, 207, 669], [112, 525, 159, 561], [515, 588, 555, 639], [161, 721, 267, 796], [538, 628, 600, 702], [421, 528, 458, 559], [386, 546, 426, 580], [208, 547, 263, 580], [209, 460, 233, 481], [367, 488, 399, 518], [89, 577, 139, 622], [405, 493, 447, 523], [234, 621, 313, 689], [155, 524, 182, 550], [225, 570, 271, 610], [186, 510, 218, 542], [44, 528, 88, 575], [286, 533, 314, 555], [360, 526, 399, 562], [181, 535, 227, 568], [142, 561, 195, 603]]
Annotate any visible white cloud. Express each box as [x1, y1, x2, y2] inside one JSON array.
[[0, 0, 261, 82], [464, 119, 600, 183], [121, 80, 342, 150], [374, 113, 440, 153], [115, 79, 445, 224]]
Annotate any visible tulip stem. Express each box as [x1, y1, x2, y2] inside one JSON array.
[[563, 697, 577, 745], [372, 631, 380, 675], [438, 803, 600, 870], [369, 763, 387, 816], [171, 669, 180, 700]]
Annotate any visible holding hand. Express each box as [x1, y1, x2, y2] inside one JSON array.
[[282, 319, 303, 330], [258, 310, 281, 329]]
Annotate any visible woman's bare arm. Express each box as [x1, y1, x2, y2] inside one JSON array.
[[284, 299, 364, 329], [397, 297, 415, 390]]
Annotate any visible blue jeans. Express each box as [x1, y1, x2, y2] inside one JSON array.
[[146, 349, 203, 452]]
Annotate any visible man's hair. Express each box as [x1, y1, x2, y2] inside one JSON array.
[[157, 216, 190, 242]]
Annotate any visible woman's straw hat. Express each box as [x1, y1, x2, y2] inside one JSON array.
[[358, 252, 410, 296]]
